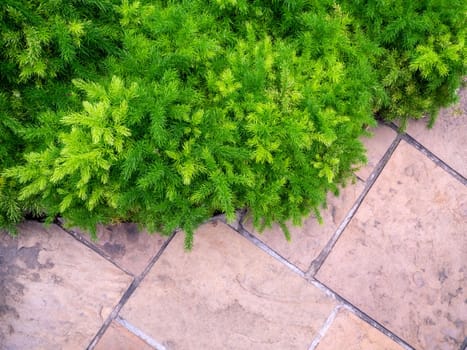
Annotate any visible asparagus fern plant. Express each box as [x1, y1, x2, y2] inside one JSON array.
[[1, 0, 465, 247]]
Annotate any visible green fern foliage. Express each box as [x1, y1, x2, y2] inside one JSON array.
[[340, 0, 466, 127], [1, 0, 465, 247]]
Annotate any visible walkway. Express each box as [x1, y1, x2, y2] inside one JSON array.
[[1, 90, 466, 349]]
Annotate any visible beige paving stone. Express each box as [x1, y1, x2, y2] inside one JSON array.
[[72, 223, 167, 276], [316, 141, 467, 350], [315, 309, 404, 350], [358, 124, 398, 181], [405, 87, 467, 177], [121, 221, 337, 350], [95, 321, 153, 350], [243, 181, 364, 271], [0, 221, 133, 349]]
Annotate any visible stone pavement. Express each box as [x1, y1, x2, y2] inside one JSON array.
[[1, 90, 466, 350]]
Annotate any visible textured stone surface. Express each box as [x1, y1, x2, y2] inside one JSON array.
[[316, 141, 467, 350], [315, 309, 404, 350], [0, 222, 132, 349], [406, 87, 467, 177], [95, 321, 153, 350], [243, 181, 364, 271], [72, 223, 166, 276], [358, 124, 398, 181], [121, 221, 337, 349]]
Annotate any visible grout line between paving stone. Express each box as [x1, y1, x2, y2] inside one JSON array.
[[55, 220, 134, 277], [232, 209, 308, 277], [86, 231, 177, 350], [234, 222, 306, 278], [308, 305, 342, 350], [309, 278, 416, 350], [116, 316, 166, 350], [306, 134, 402, 277], [387, 123, 467, 186]]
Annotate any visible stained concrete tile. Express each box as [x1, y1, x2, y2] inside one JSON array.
[[405, 87, 467, 177], [72, 223, 166, 276], [0, 221, 132, 349], [95, 321, 153, 350], [243, 181, 364, 271], [121, 221, 337, 350], [316, 141, 467, 350], [358, 124, 398, 181], [316, 309, 404, 350]]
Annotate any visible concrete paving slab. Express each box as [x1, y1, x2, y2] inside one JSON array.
[[95, 321, 153, 350], [405, 88, 467, 178], [0, 221, 132, 349], [71, 223, 167, 276], [121, 221, 337, 349], [316, 141, 467, 349], [243, 181, 364, 271], [358, 124, 398, 181], [315, 309, 404, 350]]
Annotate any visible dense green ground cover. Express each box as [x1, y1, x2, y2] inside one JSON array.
[[1, 0, 465, 247]]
